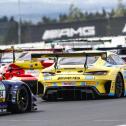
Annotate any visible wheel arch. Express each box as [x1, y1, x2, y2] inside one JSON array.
[[116, 72, 125, 96], [118, 72, 124, 85], [7, 81, 32, 111], [2, 80, 34, 113]]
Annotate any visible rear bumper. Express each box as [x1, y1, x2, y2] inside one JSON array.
[[43, 86, 107, 100]]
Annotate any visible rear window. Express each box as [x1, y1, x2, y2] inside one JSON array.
[[59, 56, 99, 65], [0, 52, 22, 63], [17, 52, 31, 61], [118, 49, 126, 55]]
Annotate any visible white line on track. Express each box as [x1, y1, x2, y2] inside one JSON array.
[[94, 120, 126, 126], [94, 120, 120, 122], [116, 125, 126, 126], [0, 119, 47, 122]]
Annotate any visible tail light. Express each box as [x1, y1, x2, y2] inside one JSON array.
[[41, 60, 54, 68], [2, 63, 25, 79], [84, 71, 108, 75]]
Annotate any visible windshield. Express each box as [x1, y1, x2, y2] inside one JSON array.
[[59, 56, 99, 65], [17, 52, 31, 61], [17, 51, 54, 61], [0, 52, 22, 63]]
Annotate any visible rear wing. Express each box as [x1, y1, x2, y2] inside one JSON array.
[[0, 48, 63, 53], [0, 47, 64, 63], [31, 51, 107, 60], [45, 38, 111, 44]]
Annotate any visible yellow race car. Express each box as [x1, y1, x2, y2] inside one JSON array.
[[38, 50, 126, 100], [1, 50, 56, 80]]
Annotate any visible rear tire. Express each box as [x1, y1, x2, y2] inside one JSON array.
[[115, 73, 124, 98]]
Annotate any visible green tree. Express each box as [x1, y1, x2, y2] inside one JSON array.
[[9, 16, 16, 22], [59, 14, 67, 22], [4, 22, 18, 44], [102, 8, 107, 18], [0, 16, 8, 22], [41, 16, 57, 24], [113, 0, 126, 17], [67, 4, 86, 21]]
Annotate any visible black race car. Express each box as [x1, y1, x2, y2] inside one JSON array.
[[0, 80, 37, 113]]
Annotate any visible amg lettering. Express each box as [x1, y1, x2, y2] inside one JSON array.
[[58, 77, 80, 80], [122, 24, 126, 33], [42, 26, 95, 40]]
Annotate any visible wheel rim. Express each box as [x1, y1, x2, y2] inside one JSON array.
[[18, 88, 29, 111], [115, 74, 123, 97]]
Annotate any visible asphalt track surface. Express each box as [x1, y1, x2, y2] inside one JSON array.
[[1, 97, 126, 126]]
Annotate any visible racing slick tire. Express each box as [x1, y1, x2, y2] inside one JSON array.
[[9, 85, 31, 113], [114, 73, 124, 98]]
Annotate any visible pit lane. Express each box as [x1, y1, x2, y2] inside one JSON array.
[[0, 97, 126, 126]]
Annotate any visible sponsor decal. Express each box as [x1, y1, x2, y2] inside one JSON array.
[[42, 26, 95, 40], [81, 82, 86, 86], [86, 81, 96, 85], [81, 81, 97, 86], [44, 77, 52, 80], [108, 93, 114, 96], [25, 70, 40, 77], [0, 91, 4, 98], [85, 76, 94, 80], [0, 85, 5, 90], [58, 77, 80, 80], [53, 83, 57, 86], [62, 82, 76, 86], [0, 84, 5, 101]]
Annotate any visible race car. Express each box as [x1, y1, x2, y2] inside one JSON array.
[[37, 50, 126, 100], [0, 48, 22, 67], [0, 48, 63, 97], [0, 79, 37, 113], [0, 48, 63, 80]]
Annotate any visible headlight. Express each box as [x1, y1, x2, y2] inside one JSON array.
[[84, 71, 108, 75]]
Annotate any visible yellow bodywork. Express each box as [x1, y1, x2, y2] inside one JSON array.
[[13, 52, 46, 78], [38, 51, 126, 98], [15, 60, 44, 69], [15, 51, 44, 69]]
